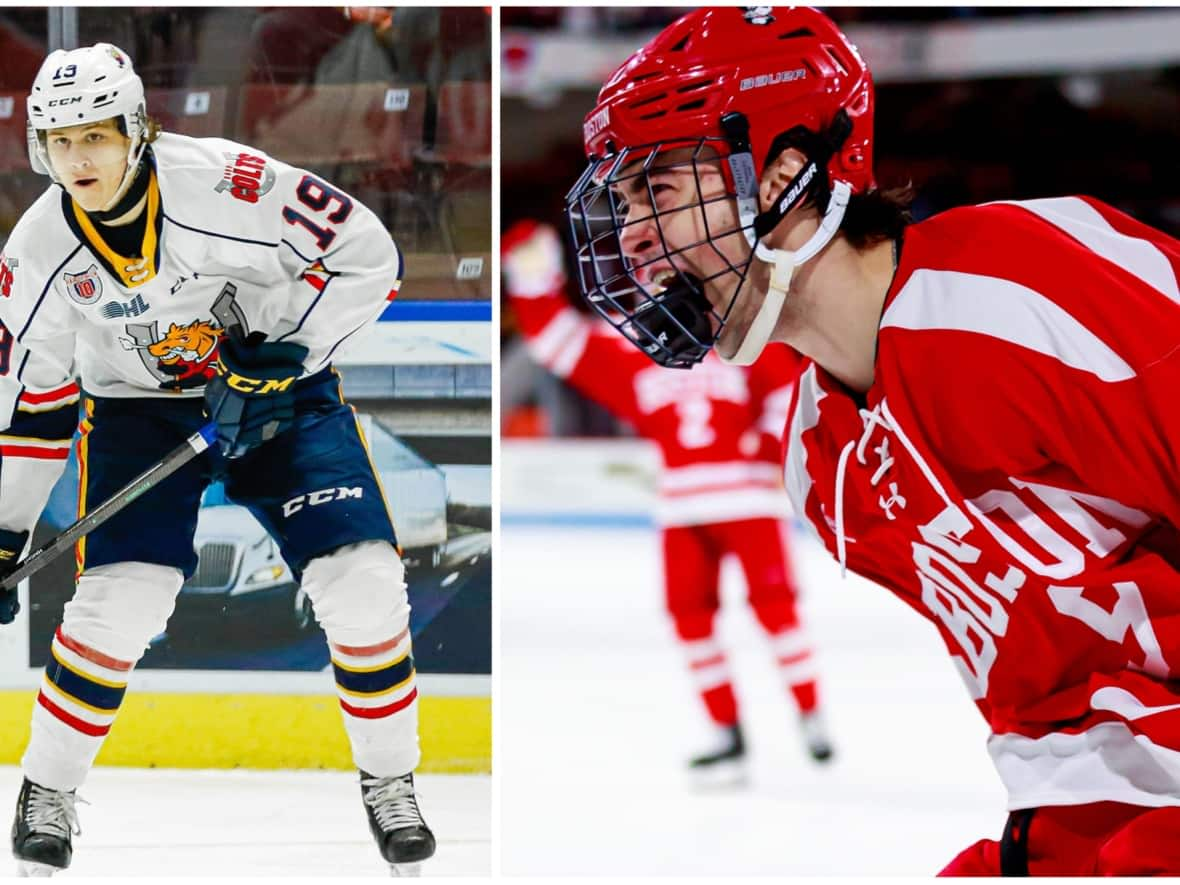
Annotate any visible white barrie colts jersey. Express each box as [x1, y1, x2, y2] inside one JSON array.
[[0, 132, 402, 413]]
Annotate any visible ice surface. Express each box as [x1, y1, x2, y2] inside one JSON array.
[[0, 767, 489, 877], [500, 524, 1006, 876]]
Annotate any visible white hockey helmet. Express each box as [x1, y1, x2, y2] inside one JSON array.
[[26, 43, 148, 204]]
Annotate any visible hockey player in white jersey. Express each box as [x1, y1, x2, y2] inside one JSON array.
[[0, 44, 433, 876]]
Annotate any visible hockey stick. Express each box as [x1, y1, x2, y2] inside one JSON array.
[[0, 422, 218, 594]]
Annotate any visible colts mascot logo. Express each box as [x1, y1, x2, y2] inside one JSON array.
[[215, 152, 275, 205], [64, 265, 103, 305], [146, 320, 224, 388]]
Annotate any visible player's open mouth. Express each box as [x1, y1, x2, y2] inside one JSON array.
[[650, 269, 677, 293], [73, 178, 97, 187]]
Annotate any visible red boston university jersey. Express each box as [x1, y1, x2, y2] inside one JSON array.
[[785, 196, 1180, 810], [510, 285, 800, 526]]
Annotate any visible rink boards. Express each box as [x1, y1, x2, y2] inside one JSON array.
[[0, 662, 490, 772]]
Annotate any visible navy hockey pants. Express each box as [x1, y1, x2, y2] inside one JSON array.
[[75, 367, 398, 580]]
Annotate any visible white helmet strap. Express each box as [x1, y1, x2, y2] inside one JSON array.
[[720, 180, 851, 366]]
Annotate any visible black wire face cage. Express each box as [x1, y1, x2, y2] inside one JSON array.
[[565, 138, 759, 369]]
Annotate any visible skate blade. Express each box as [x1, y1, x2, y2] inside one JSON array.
[[688, 758, 748, 791], [16, 860, 60, 877], [807, 742, 835, 764], [389, 861, 423, 877]]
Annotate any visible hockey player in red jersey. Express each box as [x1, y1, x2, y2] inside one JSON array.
[[503, 218, 832, 781], [566, 5, 1180, 876]]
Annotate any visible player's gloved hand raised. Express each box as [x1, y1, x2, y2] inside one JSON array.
[[0, 528, 30, 625], [203, 332, 309, 459], [501, 220, 566, 298]]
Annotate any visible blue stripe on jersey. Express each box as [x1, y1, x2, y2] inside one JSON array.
[[162, 214, 277, 247], [277, 275, 334, 344], [319, 317, 368, 367], [332, 654, 414, 695], [15, 350, 29, 381], [45, 656, 126, 712], [19, 245, 84, 343], [280, 238, 316, 265], [8, 403, 78, 441]]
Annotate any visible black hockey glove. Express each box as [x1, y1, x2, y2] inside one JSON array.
[[204, 332, 309, 459], [0, 528, 30, 625]]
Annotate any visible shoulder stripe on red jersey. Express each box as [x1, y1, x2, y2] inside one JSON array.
[[881, 269, 1135, 382], [784, 364, 826, 519], [995, 197, 1180, 305], [526, 307, 590, 379]]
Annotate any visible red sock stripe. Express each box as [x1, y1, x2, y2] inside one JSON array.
[[55, 628, 134, 672], [36, 691, 110, 737], [690, 653, 725, 671], [339, 686, 417, 720], [331, 627, 409, 658], [777, 650, 811, 667]]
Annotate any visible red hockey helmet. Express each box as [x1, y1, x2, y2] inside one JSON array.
[[566, 7, 875, 368]]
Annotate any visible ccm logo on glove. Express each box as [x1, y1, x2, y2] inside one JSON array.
[[212, 360, 298, 395], [282, 486, 364, 518]]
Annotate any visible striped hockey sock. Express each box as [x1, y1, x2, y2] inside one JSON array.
[[680, 635, 739, 727], [331, 626, 421, 776], [24, 628, 133, 791]]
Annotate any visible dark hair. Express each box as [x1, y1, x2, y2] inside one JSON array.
[[839, 185, 914, 251]]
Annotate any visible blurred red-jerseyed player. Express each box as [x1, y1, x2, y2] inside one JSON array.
[[504, 219, 833, 783], [564, 5, 1180, 876]]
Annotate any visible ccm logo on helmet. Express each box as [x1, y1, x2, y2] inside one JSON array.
[[46, 97, 84, 107], [282, 486, 364, 518], [740, 68, 807, 92]]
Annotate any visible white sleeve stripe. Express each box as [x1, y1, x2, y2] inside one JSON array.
[[881, 269, 1136, 382], [527, 308, 590, 379], [996, 197, 1180, 305], [784, 364, 825, 519]]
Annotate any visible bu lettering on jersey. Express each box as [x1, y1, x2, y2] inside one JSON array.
[[785, 196, 1180, 810]]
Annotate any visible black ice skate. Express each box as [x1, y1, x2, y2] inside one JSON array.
[[688, 723, 747, 788], [11, 778, 82, 877], [800, 710, 835, 763], [360, 771, 435, 876]]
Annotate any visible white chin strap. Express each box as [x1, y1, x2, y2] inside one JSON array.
[[719, 180, 852, 366]]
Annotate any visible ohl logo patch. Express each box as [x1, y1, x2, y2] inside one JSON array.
[[63, 264, 103, 305], [214, 152, 275, 205]]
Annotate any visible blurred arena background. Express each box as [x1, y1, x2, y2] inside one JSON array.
[[499, 6, 1180, 876], [0, 7, 490, 875]]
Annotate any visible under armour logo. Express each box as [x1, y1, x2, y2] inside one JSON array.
[[879, 483, 907, 520]]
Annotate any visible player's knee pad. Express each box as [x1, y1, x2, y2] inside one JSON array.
[[61, 562, 183, 663], [301, 540, 408, 644]]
